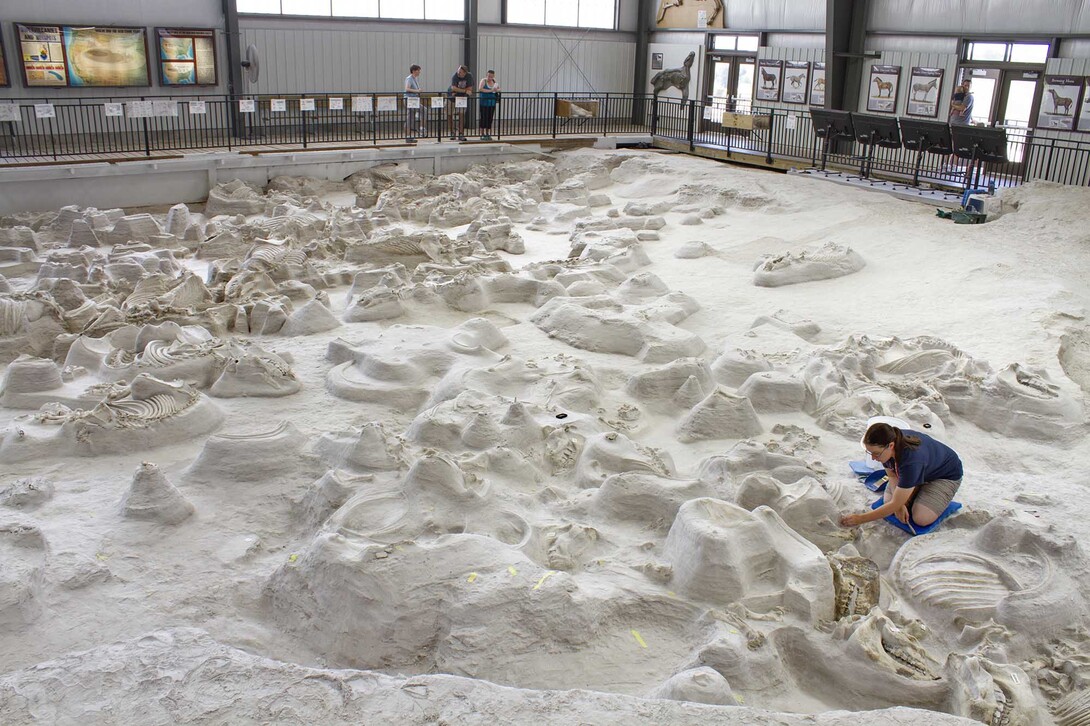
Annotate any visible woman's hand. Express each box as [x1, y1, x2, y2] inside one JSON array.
[[840, 512, 866, 527]]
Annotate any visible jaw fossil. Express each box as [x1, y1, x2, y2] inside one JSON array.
[[945, 654, 1039, 726], [836, 610, 942, 681]]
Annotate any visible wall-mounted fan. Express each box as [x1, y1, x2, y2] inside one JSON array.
[[240, 43, 260, 85]]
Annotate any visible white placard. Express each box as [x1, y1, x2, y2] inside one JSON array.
[[406, 96, 421, 109], [785, 115, 798, 130], [328, 97, 344, 110], [0, 104, 20, 123], [239, 99, 256, 113], [697, 10, 708, 27], [189, 100, 207, 115], [271, 98, 287, 112], [152, 100, 178, 117], [34, 104, 56, 119], [300, 98, 315, 111], [455, 97, 468, 109], [127, 101, 153, 118], [352, 96, 373, 113], [430, 96, 445, 109], [702, 105, 714, 120], [376, 96, 397, 112], [104, 103, 124, 117]]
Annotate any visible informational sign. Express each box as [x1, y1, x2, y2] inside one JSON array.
[[782, 60, 809, 104], [406, 96, 421, 109], [239, 98, 256, 113], [376, 96, 397, 112], [328, 97, 344, 110], [300, 98, 315, 111], [103, 102, 124, 117], [156, 28, 217, 86], [1077, 79, 1090, 133], [1038, 75, 1081, 131], [809, 62, 826, 106], [0, 104, 20, 122], [34, 103, 56, 119], [127, 100, 153, 118], [352, 95, 373, 113], [905, 67, 943, 118], [152, 99, 178, 117], [755, 59, 783, 103], [16, 23, 150, 88], [430, 96, 445, 109], [0, 35, 10, 87], [455, 97, 468, 109], [702, 104, 714, 120], [188, 100, 207, 115], [867, 64, 900, 114], [270, 98, 287, 112]]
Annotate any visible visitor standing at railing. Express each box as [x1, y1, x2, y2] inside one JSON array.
[[949, 77, 974, 125], [404, 64, 424, 144], [478, 70, 500, 141], [448, 65, 474, 142]]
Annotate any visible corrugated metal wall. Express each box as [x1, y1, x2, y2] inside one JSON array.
[[650, 0, 825, 30], [855, 49, 958, 119], [479, 31, 636, 93], [868, 0, 1090, 34], [755, 46, 825, 112], [1041, 56, 1090, 143]]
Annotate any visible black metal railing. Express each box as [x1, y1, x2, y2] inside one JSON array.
[[2, 91, 1089, 190]]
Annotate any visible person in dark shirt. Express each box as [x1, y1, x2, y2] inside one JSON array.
[[841, 423, 963, 528], [447, 65, 475, 141]]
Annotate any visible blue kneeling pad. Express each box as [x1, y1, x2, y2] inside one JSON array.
[[870, 497, 962, 535]]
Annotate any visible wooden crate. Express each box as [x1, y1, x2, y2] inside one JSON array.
[[720, 111, 771, 130], [555, 99, 600, 118]]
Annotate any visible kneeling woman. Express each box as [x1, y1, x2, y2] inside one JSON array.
[[840, 422, 962, 528]]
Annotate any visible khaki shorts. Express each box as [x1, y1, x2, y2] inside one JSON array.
[[912, 478, 961, 513]]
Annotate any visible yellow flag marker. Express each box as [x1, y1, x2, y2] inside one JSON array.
[[288, 553, 298, 563], [507, 565, 518, 576], [533, 571, 556, 590], [666, 590, 677, 598], [95, 553, 109, 561], [734, 694, 745, 704], [729, 628, 739, 634], [467, 572, 478, 583], [631, 629, 648, 648]]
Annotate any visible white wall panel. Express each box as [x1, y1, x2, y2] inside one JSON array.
[[869, 0, 1090, 34], [479, 32, 635, 92], [649, 0, 823, 31], [854, 49, 958, 118]]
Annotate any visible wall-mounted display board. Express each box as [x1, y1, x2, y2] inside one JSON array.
[[809, 62, 826, 106], [867, 64, 900, 114], [755, 59, 783, 102], [781, 61, 809, 104], [157, 28, 217, 86], [0, 35, 10, 87], [1038, 75, 1081, 131], [905, 67, 943, 118], [16, 23, 150, 87], [1076, 79, 1090, 133], [655, 0, 725, 29]]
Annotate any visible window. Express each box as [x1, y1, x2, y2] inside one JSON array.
[[965, 40, 1050, 64], [237, 0, 464, 20], [712, 34, 759, 52], [506, 0, 616, 29]]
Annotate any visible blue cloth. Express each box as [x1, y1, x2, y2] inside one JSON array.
[[480, 79, 498, 108], [404, 73, 420, 98], [870, 497, 961, 535], [850, 460, 879, 477], [884, 430, 963, 490]]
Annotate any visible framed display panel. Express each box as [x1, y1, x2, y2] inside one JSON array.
[[867, 65, 900, 113], [16, 22, 150, 87], [157, 28, 217, 86], [1038, 75, 1081, 131], [756, 59, 783, 102], [905, 67, 943, 118], [1077, 78, 1090, 133], [809, 62, 826, 106], [0, 34, 10, 87], [782, 61, 809, 104], [655, 0, 725, 29]]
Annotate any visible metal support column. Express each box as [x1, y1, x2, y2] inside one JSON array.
[[825, 0, 869, 112], [632, 0, 652, 125], [222, 0, 245, 138], [464, 0, 479, 131]]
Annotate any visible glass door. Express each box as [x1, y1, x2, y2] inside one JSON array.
[[736, 60, 755, 113], [996, 70, 1038, 164]]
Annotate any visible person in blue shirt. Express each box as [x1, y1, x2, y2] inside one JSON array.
[[841, 423, 963, 528], [949, 77, 974, 125], [404, 64, 424, 144]]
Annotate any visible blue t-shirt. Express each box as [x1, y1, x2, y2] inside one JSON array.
[[951, 92, 974, 125], [887, 430, 963, 489]]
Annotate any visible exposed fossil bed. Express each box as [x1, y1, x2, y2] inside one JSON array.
[[1, 149, 1089, 725]]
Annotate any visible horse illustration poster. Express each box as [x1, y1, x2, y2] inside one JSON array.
[[782, 61, 809, 104], [756, 59, 783, 102], [809, 62, 826, 106], [867, 65, 900, 113], [905, 67, 943, 117], [1077, 78, 1090, 133], [1039, 75, 1081, 131]]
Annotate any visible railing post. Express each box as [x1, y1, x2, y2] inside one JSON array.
[[687, 100, 696, 152], [302, 104, 308, 149], [1020, 129, 1034, 183], [142, 117, 151, 157], [766, 112, 774, 165], [552, 93, 558, 139]]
